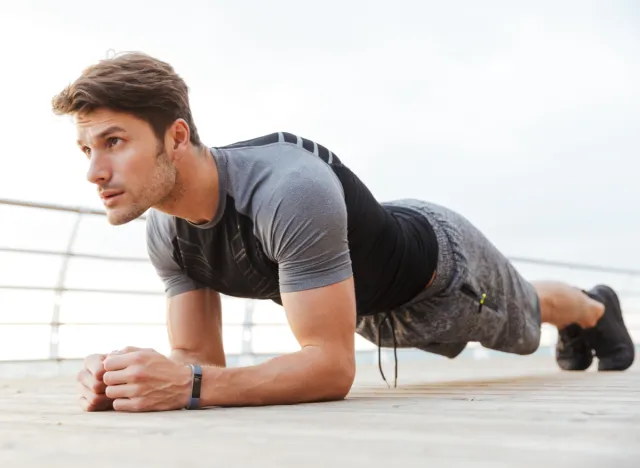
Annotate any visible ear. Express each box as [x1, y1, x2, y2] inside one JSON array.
[[167, 118, 191, 152]]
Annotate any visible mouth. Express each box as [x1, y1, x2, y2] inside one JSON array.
[[101, 191, 125, 207]]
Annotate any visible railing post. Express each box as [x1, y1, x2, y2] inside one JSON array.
[[49, 211, 83, 361], [240, 299, 255, 365]]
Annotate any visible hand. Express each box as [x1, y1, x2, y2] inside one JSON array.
[[102, 347, 193, 412], [76, 353, 114, 412]]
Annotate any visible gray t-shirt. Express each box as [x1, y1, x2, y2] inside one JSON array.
[[146, 132, 353, 301]]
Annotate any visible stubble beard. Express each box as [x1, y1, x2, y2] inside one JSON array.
[[107, 147, 180, 226]]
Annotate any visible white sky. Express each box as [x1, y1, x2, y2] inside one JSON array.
[[0, 0, 639, 359]]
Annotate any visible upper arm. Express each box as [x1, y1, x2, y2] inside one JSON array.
[[280, 277, 357, 393], [260, 160, 357, 386]]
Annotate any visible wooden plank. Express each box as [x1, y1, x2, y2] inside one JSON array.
[[0, 356, 638, 468]]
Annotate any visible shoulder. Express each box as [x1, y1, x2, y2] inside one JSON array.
[[253, 144, 351, 291], [216, 131, 340, 176], [246, 136, 346, 234], [216, 132, 353, 293], [146, 208, 175, 241], [215, 131, 345, 218]]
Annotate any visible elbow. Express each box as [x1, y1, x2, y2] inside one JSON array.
[[330, 378, 353, 401], [323, 361, 356, 401]]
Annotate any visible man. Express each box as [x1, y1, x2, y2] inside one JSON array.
[[52, 52, 635, 413]]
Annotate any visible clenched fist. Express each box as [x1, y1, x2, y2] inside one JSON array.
[[76, 353, 113, 411], [102, 347, 193, 412]]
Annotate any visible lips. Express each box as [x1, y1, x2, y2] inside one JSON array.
[[100, 190, 124, 207], [100, 190, 124, 200]]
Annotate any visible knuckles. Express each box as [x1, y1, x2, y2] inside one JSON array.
[[129, 365, 146, 382], [127, 398, 144, 412]]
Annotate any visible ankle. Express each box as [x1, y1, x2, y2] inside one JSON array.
[[578, 299, 604, 329]]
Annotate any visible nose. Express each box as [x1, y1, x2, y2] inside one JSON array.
[[86, 153, 112, 185]]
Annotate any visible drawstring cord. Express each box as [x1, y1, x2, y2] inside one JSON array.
[[377, 311, 398, 388]]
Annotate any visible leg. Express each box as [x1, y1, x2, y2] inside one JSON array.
[[536, 280, 635, 372], [357, 199, 634, 384], [531, 280, 603, 329], [415, 200, 636, 372], [358, 198, 547, 376]]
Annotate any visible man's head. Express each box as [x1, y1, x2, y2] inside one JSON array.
[[52, 52, 202, 225]]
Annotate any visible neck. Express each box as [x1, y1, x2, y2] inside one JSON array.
[[155, 145, 220, 224]]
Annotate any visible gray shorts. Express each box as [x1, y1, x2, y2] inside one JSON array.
[[356, 199, 542, 359]]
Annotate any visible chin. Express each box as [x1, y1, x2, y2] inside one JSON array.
[[106, 206, 147, 226]]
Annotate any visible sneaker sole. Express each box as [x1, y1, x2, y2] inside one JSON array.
[[555, 324, 593, 371]]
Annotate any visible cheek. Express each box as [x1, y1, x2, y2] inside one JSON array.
[[118, 147, 158, 186]]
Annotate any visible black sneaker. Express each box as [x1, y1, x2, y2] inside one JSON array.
[[583, 285, 635, 371], [556, 323, 593, 371]]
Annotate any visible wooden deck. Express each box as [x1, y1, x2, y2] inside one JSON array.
[[1, 355, 638, 467]]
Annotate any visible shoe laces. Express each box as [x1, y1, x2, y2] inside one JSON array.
[[377, 311, 398, 388]]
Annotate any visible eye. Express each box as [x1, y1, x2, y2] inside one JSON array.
[[81, 146, 91, 157], [107, 137, 122, 148]]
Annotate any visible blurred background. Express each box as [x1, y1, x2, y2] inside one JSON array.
[[1, 0, 638, 375]]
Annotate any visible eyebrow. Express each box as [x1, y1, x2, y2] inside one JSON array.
[[77, 125, 127, 146]]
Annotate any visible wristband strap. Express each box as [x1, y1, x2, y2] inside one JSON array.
[[186, 364, 202, 410]]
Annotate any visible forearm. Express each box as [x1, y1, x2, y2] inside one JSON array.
[[199, 346, 354, 407]]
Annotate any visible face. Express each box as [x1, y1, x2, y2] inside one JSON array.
[[76, 108, 179, 225]]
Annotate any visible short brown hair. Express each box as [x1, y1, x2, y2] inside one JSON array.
[[52, 51, 202, 147]]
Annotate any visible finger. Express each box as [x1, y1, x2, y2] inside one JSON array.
[[80, 395, 113, 412], [84, 354, 107, 379], [103, 368, 132, 386], [113, 397, 145, 412], [103, 351, 142, 372], [78, 386, 113, 411], [77, 381, 105, 401], [77, 368, 106, 394], [105, 384, 140, 399]]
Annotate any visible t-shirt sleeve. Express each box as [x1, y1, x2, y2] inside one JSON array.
[[258, 162, 353, 293], [146, 210, 207, 297]]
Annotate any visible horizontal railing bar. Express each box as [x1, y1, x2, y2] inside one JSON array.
[[509, 256, 640, 276], [3, 285, 640, 297], [0, 246, 148, 262], [0, 322, 290, 327], [0, 197, 109, 217], [2, 198, 640, 277], [0, 285, 163, 295], [0, 197, 147, 220], [0, 352, 278, 364]]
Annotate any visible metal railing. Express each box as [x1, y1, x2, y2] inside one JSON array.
[[1, 197, 639, 363]]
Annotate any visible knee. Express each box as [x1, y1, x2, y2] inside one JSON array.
[[516, 334, 541, 356]]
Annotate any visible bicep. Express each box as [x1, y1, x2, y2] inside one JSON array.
[[280, 277, 357, 384], [265, 164, 357, 372]]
